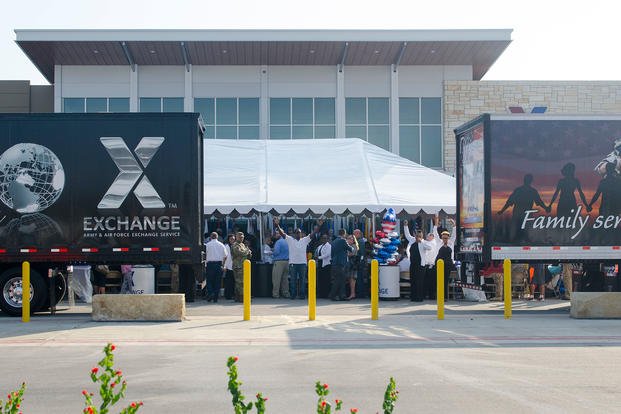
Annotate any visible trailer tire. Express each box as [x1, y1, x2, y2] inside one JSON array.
[[0, 268, 47, 316]]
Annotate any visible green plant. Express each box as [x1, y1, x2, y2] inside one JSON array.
[[382, 377, 398, 414], [315, 381, 358, 414], [82, 343, 143, 414], [0, 383, 25, 414], [227, 356, 267, 414]]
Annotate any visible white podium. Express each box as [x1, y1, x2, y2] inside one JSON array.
[[379, 265, 400, 300], [131, 265, 155, 294]]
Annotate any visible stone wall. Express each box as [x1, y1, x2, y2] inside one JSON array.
[[443, 81, 621, 173]]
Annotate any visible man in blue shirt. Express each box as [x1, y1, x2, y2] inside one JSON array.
[[328, 229, 354, 301], [271, 231, 290, 298]]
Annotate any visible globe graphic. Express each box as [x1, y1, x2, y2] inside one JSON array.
[[0, 213, 64, 248], [0, 143, 65, 213]]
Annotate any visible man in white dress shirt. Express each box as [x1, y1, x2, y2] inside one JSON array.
[[315, 234, 332, 298], [204, 232, 227, 302]]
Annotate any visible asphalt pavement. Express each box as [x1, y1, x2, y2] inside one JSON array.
[[1, 298, 620, 413]]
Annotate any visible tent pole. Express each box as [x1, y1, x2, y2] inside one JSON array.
[[258, 212, 264, 262], [372, 213, 376, 235]]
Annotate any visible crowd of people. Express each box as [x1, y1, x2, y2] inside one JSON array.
[[199, 214, 462, 303], [200, 218, 372, 302], [401, 215, 456, 301]]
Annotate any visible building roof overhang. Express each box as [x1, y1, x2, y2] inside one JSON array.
[[15, 29, 512, 83]]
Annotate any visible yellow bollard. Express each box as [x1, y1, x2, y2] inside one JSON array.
[[22, 261, 30, 322], [308, 259, 316, 321], [504, 258, 512, 319], [371, 259, 379, 320], [243, 259, 251, 321], [437, 259, 444, 320]]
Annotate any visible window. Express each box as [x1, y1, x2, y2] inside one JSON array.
[[62, 98, 129, 113], [85, 98, 106, 113], [399, 97, 442, 168], [195, 98, 259, 139], [269, 98, 335, 140], [345, 97, 390, 150], [63, 98, 85, 113], [139, 97, 184, 113], [163, 98, 184, 112], [108, 98, 130, 112]]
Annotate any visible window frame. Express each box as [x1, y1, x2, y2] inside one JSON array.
[[62, 97, 130, 113], [345, 97, 390, 151], [269, 97, 336, 140], [398, 97, 443, 169], [195, 97, 260, 140]]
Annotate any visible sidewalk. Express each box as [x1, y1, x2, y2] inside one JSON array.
[[33, 296, 574, 317]]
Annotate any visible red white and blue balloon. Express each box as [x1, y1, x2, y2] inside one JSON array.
[[372, 208, 400, 265]]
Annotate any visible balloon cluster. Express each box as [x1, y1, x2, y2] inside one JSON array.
[[372, 208, 401, 265]]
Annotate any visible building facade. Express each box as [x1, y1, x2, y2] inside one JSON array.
[[0, 80, 53, 113], [15, 30, 621, 175], [15, 29, 512, 172]]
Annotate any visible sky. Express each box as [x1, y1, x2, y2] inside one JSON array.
[[1, 0, 619, 85]]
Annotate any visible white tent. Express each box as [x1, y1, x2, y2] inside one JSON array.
[[204, 138, 455, 215]]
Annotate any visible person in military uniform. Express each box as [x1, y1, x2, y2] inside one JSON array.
[[231, 231, 252, 302]]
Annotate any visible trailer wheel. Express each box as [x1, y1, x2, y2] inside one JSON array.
[[0, 268, 47, 316]]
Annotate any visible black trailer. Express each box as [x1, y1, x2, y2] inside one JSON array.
[[0, 113, 204, 315], [455, 114, 621, 265]]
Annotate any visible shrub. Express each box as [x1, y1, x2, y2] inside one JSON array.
[[229, 356, 397, 413], [81, 343, 143, 414], [226, 356, 267, 414], [382, 377, 399, 414], [0, 383, 25, 414]]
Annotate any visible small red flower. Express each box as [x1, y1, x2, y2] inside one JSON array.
[[131, 402, 137, 408], [111, 382, 116, 388], [323, 383, 329, 389], [110, 344, 116, 351], [81, 390, 88, 396], [335, 399, 341, 404], [351, 409, 358, 413], [115, 370, 123, 376], [321, 401, 327, 407], [234, 356, 239, 362], [139, 402, 144, 406], [91, 367, 99, 374]]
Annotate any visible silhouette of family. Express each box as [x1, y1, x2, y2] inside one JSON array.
[[497, 161, 621, 240]]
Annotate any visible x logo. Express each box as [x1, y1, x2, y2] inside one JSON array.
[[98, 137, 165, 209]]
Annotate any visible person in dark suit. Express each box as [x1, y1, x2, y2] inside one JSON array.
[[328, 229, 354, 301], [435, 230, 455, 299], [404, 220, 432, 302]]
